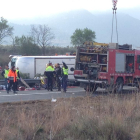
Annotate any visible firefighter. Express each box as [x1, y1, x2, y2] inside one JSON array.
[[1, 65, 9, 91], [7, 66, 17, 94], [61, 62, 68, 92], [16, 67, 21, 91], [45, 62, 54, 91], [55, 63, 62, 91]]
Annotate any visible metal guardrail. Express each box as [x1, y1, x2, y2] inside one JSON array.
[[0, 79, 41, 85]]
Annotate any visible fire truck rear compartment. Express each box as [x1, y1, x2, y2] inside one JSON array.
[[77, 53, 107, 77], [115, 53, 134, 73]]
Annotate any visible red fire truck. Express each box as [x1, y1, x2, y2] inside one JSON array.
[[73, 42, 140, 93]]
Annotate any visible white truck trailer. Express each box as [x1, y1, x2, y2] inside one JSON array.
[[9, 55, 76, 82]]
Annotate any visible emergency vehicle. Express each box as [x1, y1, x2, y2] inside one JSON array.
[[73, 42, 140, 93]]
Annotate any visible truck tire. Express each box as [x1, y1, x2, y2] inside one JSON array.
[[84, 85, 91, 92], [106, 85, 115, 93], [136, 80, 140, 90], [115, 79, 124, 93], [84, 84, 98, 94], [92, 84, 98, 94], [106, 77, 115, 93]]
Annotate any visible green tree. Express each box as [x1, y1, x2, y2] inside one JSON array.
[[15, 35, 41, 55], [0, 17, 13, 45], [71, 28, 96, 46]]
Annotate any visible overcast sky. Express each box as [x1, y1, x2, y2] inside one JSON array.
[[1, 0, 140, 19]]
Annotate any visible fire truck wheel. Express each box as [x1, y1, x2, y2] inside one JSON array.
[[92, 85, 98, 94], [84, 85, 91, 92], [106, 85, 114, 93], [84, 84, 98, 93], [136, 81, 140, 90], [115, 79, 124, 93]]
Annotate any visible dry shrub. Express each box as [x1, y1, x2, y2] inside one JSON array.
[[54, 118, 131, 140], [0, 101, 51, 140], [133, 122, 140, 140], [0, 93, 140, 139]]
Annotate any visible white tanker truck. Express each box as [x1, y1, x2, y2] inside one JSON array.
[[8, 55, 76, 85]]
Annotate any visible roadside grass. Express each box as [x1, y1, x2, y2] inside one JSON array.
[[0, 93, 140, 140]]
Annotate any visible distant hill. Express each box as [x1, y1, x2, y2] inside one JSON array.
[[8, 9, 140, 47]]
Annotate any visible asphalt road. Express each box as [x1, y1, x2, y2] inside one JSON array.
[[0, 86, 138, 103]]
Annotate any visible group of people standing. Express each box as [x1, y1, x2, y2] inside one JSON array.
[[1, 65, 20, 94], [0, 61, 68, 93], [45, 62, 68, 92]]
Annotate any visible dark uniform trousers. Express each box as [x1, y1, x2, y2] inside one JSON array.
[[47, 76, 53, 90], [56, 76, 61, 90], [62, 75, 68, 91], [15, 79, 19, 90], [8, 80, 16, 92]]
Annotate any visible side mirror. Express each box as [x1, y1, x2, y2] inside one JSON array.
[[70, 67, 74, 71]]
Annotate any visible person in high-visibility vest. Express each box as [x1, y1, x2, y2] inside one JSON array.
[[45, 62, 54, 91], [62, 62, 68, 92], [7, 66, 17, 94], [1, 65, 9, 91], [16, 67, 21, 91]]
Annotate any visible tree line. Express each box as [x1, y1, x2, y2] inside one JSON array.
[[0, 17, 96, 66]]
